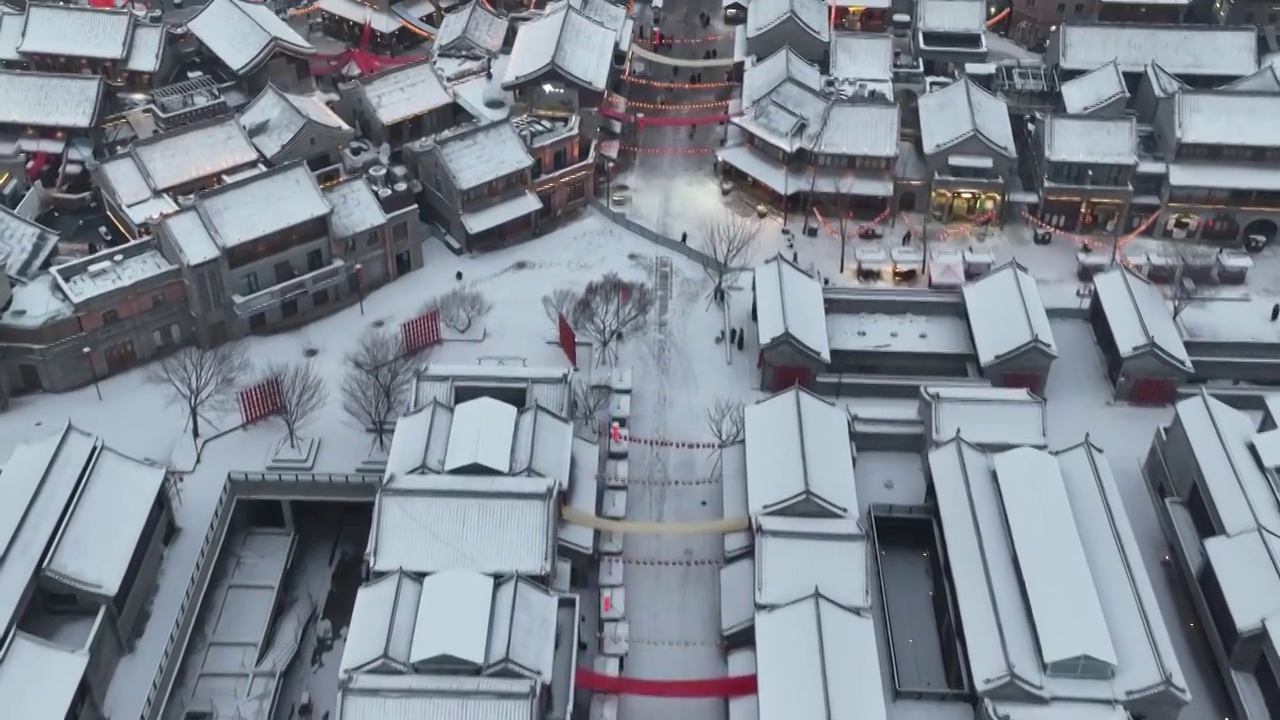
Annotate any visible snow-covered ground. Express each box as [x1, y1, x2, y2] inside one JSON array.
[[0, 203, 1243, 720]]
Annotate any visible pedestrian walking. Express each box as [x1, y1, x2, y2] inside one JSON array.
[[681, 231, 688, 244], [711, 48, 718, 58], [1272, 303, 1279, 322], [901, 230, 911, 245]]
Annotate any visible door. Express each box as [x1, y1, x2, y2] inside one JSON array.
[[395, 250, 412, 277], [770, 365, 812, 390], [105, 340, 138, 374], [1001, 372, 1040, 393], [18, 364, 41, 391], [1130, 378, 1175, 406]]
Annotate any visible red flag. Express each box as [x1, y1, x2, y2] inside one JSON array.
[[611, 423, 621, 442], [557, 314, 577, 366]]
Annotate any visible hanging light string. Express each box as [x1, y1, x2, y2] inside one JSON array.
[[621, 145, 714, 155], [622, 74, 738, 90], [624, 99, 731, 111]]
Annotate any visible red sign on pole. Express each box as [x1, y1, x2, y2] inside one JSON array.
[[238, 376, 283, 426], [401, 309, 442, 354], [557, 313, 577, 366]]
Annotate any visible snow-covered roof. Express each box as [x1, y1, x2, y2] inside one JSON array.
[[829, 32, 892, 82], [1175, 90, 1280, 149], [325, 178, 388, 239], [735, 74, 830, 153], [744, 387, 857, 517], [920, 385, 1047, 448], [1204, 531, 1280, 637], [42, 446, 166, 597], [720, 556, 756, 635], [745, 0, 828, 42], [1143, 62, 1185, 99], [411, 364, 574, 416], [52, 240, 175, 305], [435, 1, 507, 57], [0, 70, 103, 129], [754, 255, 830, 362], [0, 206, 57, 283], [0, 632, 90, 720], [155, 208, 220, 266], [341, 571, 424, 674], [0, 425, 100, 634], [1058, 61, 1128, 115], [124, 23, 166, 74], [1051, 23, 1258, 78], [445, 397, 520, 473], [338, 675, 539, 720], [355, 60, 453, 127], [194, 161, 332, 250], [814, 103, 899, 158], [127, 117, 260, 194], [0, 15, 21, 63], [369, 474, 558, 576], [1090, 266, 1192, 371], [927, 437, 1190, 702], [741, 47, 822, 109], [186, 0, 315, 75], [1042, 115, 1137, 165], [1169, 393, 1280, 538], [239, 84, 352, 161], [918, 77, 1015, 158], [486, 575, 561, 681], [915, 0, 984, 34], [961, 260, 1057, 365], [502, 2, 617, 92], [754, 516, 869, 609], [18, 3, 132, 61], [755, 594, 886, 720], [1219, 64, 1280, 93], [411, 569, 497, 666], [435, 121, 534, 190]]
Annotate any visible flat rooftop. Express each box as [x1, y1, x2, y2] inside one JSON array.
[[1176, 297, 1280, 344], [826, 313, 974, 354]]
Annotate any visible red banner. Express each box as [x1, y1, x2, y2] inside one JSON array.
[[401, 309, 442, 354], [575, 667, 757, 697], [558, 314, 577, 366], [310, 19, 420, 75], [238, 376, 283, 426]]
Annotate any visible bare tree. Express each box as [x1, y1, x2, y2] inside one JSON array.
[[705, 398, 745, 446], [571, 376, 610, 427], [571, 273, 653, 366], [341, 329, 418, 450], [155, 343, 251, 444], [833, 175, 858, 274], [433, 287, 491, 333], [268, 360, 329, 449], [542, 288, 580, 326], [701, 213, 761, 299]]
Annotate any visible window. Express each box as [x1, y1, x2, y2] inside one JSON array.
[[1198, 563, 1238, 654], [313, 289, 329, 306], [44, 592, 79, 611], [249, 312, 266, 329], [567, 182, 586, 202], [241, 273, 260, 296], [553, 148, 568, 170], [152, 324, 179, 348], [1055, 2, 1064, 10], [273, 261, 295, 286], [344, 238, 356, 254], [393, 223, 408, 243], [281, 298, 298, 317], [367, 232, 380, 247], [102, 309, 120, 325], [306, 249, 324, 272], [151, 292, 166, 308], [1220, 146, 1254, 162]]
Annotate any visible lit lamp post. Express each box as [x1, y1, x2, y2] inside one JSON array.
[[82, 347, 102, 401], [355, 263, 365, 316]]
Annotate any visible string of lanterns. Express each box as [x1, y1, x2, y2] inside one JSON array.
[[623, 99, 730, 111], [620, 145, 714, 155], [622, 74, 738, 90]]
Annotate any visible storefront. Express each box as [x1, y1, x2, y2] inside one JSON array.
[[931, 189, 1001, 223], [830, 3, 888, 31], [1038, 197, 1126, 233]]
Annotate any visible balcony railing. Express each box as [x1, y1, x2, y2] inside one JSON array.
[[231, 259, 348, 317]]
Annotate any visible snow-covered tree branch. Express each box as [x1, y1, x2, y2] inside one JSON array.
[[543, 288, 581, 326], [570, 274, 653, 366], [154, 343, 251, 444], [706, 397, 745, 446], [268, 360, 328, 449], [701, 213, 761, 297], [432, 287, 491, 333], [341, 329, 419, 449], [571, 376, 610, 427]]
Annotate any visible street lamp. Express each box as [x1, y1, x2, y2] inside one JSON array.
[[355, 263, 365, 316], [82, 347, 102, 401]]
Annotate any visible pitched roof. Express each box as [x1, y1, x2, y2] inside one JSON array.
[[0, 70, 103, 129], [502, 3, 616, 92], [744, 387, 857, 518], [1091, 265, 1192, 371], [187, 0, 314, 75], [355, 60, 453, 126], [1043, 115, 1137, 165], [746, 0, 829, 42], [124, 22, 166, 74], [961, 261, 1057, 366], [755, 254, 830, 362], [918, 77, 1015, 158], [18, 3, 133, 61], [915, 0, 984, 34], [1220, 64, 1280, 93], [0, 206, 58, 283], [194, 162, 332, 249], [435, 121, 534, 189], [435, 0, 507, 57], [1051, 23, 1258, 77], [127, 117, 260, 193], [1174, 90, 1280, 149], [239, 84, 352, 160], [1059, 60, 1128, 115]]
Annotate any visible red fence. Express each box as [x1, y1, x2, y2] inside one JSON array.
[[238, 376, 283, 426], [575, 667, 757, 697], [401, 308, 442, 354]]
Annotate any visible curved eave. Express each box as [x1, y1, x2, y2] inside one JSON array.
[[500, 60, 557, 90], [233, 38, 318, 76]]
